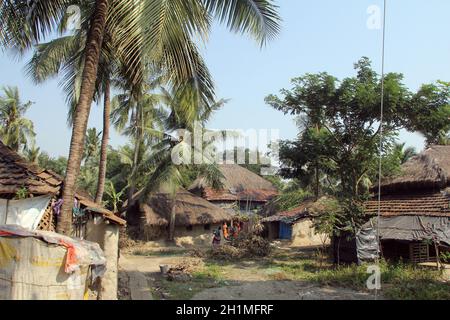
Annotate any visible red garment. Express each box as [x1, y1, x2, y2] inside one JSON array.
[[58, 239, 78, 273]]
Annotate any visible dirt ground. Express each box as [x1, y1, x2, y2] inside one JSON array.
[[118, 245, 378, 300], [191, 280, 375, 300]]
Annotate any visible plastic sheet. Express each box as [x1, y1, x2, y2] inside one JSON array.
[[1, 196, 51, 230], [356, 216, 450, 263], [0, 225, 106, 300]]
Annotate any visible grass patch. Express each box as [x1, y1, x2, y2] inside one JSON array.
[[265, 252, 449, 300], [151, 262, 227, 300]]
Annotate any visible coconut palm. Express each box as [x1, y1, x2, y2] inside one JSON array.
[[393, 142, 417, 164], [1, 0, 281, 235], [111, 75, 168, 206], [24, 142, 41, 164], [0, 86, 35, 152], [24, 2, 117, 206], [138, 82, 225, 240], [84, 127, 102, 163]]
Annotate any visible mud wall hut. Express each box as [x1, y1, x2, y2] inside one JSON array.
[[189, 164, 278, 214], [262, 198, 330, 247], [127, 188, 235, 246], [0, 141, 126, 299]]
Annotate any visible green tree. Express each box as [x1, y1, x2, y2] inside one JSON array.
[[266, 57, 447, 233], [137, 82, 226, 240], [0, 86, 35, 152], [408, 81, 450, 146], [111, 75, 167, 206], [37, 152, 68, 176], [25, 2, 122, 205], [24, 142, 41, 164], [104, 180, 126, 212], [83, 127, 102, 164]]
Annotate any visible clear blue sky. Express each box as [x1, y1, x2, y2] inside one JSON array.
[[1, 0, 450, 157]]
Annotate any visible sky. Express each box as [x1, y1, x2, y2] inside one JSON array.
[[1, 0, 450, 158]]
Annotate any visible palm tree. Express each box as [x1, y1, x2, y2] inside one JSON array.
[[393, 142, 417, 164], [138, 82, 225, 240], [1, 0, 281, 235], [24, 142, 41, 164], [0, 86, 35, 152], [437, 131, 450, 146], [111, 76, 167, 207], [25, 3, 117, 206], [84, 127, 102, 164]]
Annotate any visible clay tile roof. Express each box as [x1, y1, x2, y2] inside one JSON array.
[[262, 197, 332, 223], [364, 191, 450, 218], [189, 164, 278, 202], [0, 141, 61, 194], [0, 141, 125, 225]]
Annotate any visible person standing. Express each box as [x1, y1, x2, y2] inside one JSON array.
[[212, 227, 222, 247]]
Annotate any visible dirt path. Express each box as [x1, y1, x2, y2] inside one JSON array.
[[118, 253, 377, 300], [119, 254, 186, 300], [191, 281, 376, 300]]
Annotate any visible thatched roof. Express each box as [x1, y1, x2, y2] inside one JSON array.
[[0, 141, 125, 225], [378, 145, 450, 193], [262, 197, 332, 224], [188, 164, 278, 202], [364, 190, 450, 218], [138, 188, 235, 227]]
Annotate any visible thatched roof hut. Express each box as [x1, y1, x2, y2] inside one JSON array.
[[377, 145, 450, 194], [365, 145, 450, 219], [188, 164, 278, 203], [0, 140, 125, 226], [135, 188, 234, 227], [358, 146, 450, 264]]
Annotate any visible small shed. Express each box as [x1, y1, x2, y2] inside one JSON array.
[[358, 145, 450, 264], [261, 198, 329, 247], [189, 164, 278, 213], [127, 188, 235, 246], [359, 191, 450, 263], [0, 141, 126, 299]]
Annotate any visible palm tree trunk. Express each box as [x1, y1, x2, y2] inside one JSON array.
[[57, 0, 109, 235], [314, 162, 320, 200], [168, 200, 177, 241], [95, 77, 111, 204], [126, 109, 142, 208], [126, 142, 140, 207]]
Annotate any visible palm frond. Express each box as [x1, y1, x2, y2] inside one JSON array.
[[203, 0, 281, 46]]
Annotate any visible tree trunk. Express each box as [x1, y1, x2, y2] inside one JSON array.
[[126, 142, 140, 209], [126, 109, 143, 208], [57, 0, 109, 235], [314, 161, 320, 200], [95, 77, 111, 204], [168, 200, 176, 241]]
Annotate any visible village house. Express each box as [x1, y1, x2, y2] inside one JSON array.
[[0, 141, 126, 299], [357, 145, 450, 264], [126, 188, 235, 246], [261, 198, 330, 247], [189, 164, 278, 214]]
